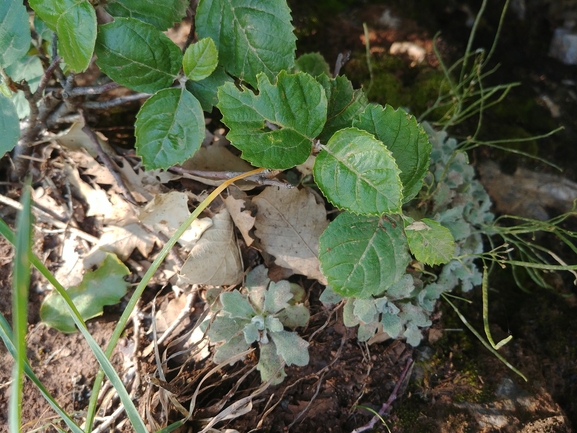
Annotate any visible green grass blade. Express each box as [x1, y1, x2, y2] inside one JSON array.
[[481, 265, 512, 350], [157, 421, 186, 433], [442, 294, 527, 381], [9, 182, 32, 432], [1, 219, 147, 431], [0, 314, 84, 433]]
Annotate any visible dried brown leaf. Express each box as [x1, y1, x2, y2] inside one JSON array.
[[139, 191, 212, 249], [83, 223, 157, 268], [223, 186, 256, 246], [253, 187, 328, 283], [179, 208, 243, 286]]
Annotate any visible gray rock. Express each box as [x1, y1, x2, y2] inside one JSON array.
[[549, 27, 577, 65]]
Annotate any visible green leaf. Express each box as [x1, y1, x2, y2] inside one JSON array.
[[56, 2, 96, 72], [353, 104, 432, 202], [183, 37, 218, 81], [405, 218, 455, 265], [313, 127, 403, 215], [135, 87, 204, 170], [257, 341, 286, 384], [104, 0, 188, 30], [213, 333, 250, 364], [40, 254, 129, 333], [5, 56, 44, 119], [196, 0, 296, 87], [381, 313, 402, 338], [0, 94, 19, 155], [316, 74, 368, 143], [11, 182, 32, 432], [30, 0, 96, 72], [0, 1, 31, 68], [207, 316, 246, 342], [271, 330, 309, 366], [185, 66, 233, 112], [220, 290, 255, 319], [319, 213, 410, 298], [218, 71, 327, 169], [343, 298, 359, 327], [276, 304, 310, 328], [95, 17, 182, 93], [295, 52, 331, 77], [264, 280, 293, 315]]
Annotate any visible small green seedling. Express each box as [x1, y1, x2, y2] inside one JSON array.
[[205, 265, 310, 384]]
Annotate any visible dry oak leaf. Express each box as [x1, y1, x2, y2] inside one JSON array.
[[83, 223, 156, 269], [139, 191, 213, 249], [179, 208, 243, 286], [253, 187, 328, 284], [223, 185, 256, 246]]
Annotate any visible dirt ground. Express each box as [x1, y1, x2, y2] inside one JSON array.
[[1, 1, 576, 432]]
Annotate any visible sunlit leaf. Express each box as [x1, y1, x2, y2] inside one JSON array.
[[135, 87, 204, 170], [218, 71, 327, 169], [314, 127, 403, 215], [319, 213, 410, 298], [95, 17, 182, 93], [354, 104, 432, 201], [40, 254, 130, 333], [196, 0, 296, 87], [183, 37, 218, 81]]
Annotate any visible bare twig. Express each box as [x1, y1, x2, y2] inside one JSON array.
[[19, 80, 40, 125], [334, 50, 351, 77], [83, 93, 150, 109], [351, 357, 414, 433], [33, 56, 62, 101], [69, 82, 120, 96], [80, 115, 138, 204], [169, 166, 294, 188], [181, 10, 196, 54], [51, 32, 58, 61], [0, 192, 99, 244], [156, 293, 195, 346], [11, 92, 62, 179]]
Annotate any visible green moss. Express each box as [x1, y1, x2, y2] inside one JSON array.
[[344, 52, 449, 116], [409, 69, 451, 118]]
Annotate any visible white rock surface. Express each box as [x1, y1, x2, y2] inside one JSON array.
[[549, 27, 577, 65]]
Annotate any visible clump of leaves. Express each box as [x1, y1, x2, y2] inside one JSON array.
[[320, 121, 495, 346], [205, 265, 310, 384]]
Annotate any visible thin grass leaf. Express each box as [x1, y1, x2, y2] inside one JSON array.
[[481, 265, 512, 350], [1, 217, 147, 431], [0, 314, 83, 433], [442, 294, 527, 381], [9, 182, 32, 432]]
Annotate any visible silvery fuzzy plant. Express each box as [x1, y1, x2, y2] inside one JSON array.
[[205, 265, 310, 384]]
